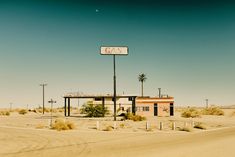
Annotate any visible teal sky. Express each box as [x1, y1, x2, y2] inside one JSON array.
[[0, 0, 235, 108]]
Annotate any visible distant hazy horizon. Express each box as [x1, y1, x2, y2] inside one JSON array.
[[0, 0, 235, 108]]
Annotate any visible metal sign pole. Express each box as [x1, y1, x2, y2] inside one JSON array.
[[113, 55, 117, 121], [48, 99, 56, 127], [100, 46, 128, 121]]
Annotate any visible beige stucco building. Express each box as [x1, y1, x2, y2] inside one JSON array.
[[91, 96, 174, 117], [136, 96, 174, 117], [63, 93, 174, 117]]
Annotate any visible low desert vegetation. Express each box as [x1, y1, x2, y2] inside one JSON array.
[[35, 107, 52, 113], [201, 107, 224, 116], [18, 109, 28, 115], [35, 123, 46, 129], [181, 108, 201, 118], [179, 126, 193, 132], [80, 102, 109, 117], [0, 110, 10, 116], [103, 125, 113, 131], [230, 111, 235, 117], [194, 123, 207, 130], [119, 123, 125, 128], [124, 112, 146, 121], [51, 119, 76, 131]]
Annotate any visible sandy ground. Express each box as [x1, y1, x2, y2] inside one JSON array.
[[0, 109, 235, 157]]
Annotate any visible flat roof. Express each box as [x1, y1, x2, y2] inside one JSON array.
[[63, 93, 174, 100], [63, 93, 137, 99]]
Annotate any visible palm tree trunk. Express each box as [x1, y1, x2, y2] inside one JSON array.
[[141, 81, 143, 97]]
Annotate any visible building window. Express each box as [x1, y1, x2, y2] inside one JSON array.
[[136, 107, 142, 112], [94, 98, 102, 101], [143, 106, 149, 111], [136, 106, 149, 112]]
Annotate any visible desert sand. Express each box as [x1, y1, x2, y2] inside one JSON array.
[[0, 109, 235, 157]]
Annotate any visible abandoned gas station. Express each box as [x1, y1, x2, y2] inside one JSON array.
[[63, 46, 174, 118], [63, 93, 174, 117]]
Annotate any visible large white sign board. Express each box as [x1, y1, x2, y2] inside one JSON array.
[[100, 46, 128, 55]]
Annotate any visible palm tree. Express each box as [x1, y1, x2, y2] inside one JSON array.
[[138, 73, 147, 97]]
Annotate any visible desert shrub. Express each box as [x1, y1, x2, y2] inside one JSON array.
[[179, 127, 192, 132], [29, 109, 37, 113], [5, 111, 10, 116], [18, 109, 28, 115], [0, 111, 10, 116], [194, 123, 207, 130], [201, 107, 224, 116], [65, 120, 76, 129], [57, 108, 64, 113], [103, 126, 113, 131], [35, 124, 46, 129], [36, 108, 43, 113], [124, 113, 146, 121], [52, 119, 76, 131], [119, 123, 125, 128], [230, 111, 235, 117], [80, 103, 109, 117], [44, 108, 50, 113], [181, 108, 201, 118]]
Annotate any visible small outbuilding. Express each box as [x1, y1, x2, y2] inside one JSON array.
[[136, 96, 174, 117]]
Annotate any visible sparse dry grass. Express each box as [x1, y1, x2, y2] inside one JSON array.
[[230, 111, 235, 117], [103, 126, 113, 131], [179, 127, 193, 132], [51, 119, 76, 131], [201, 107, 224, 116], [125, 113, 146, 121], [119, 123, 125, 129], [0, 110, 10, 116], [181, 108, 201, 118], [194, 123, 207, 130], [35, 123, 46, 129], [18, 109, 28, 115]]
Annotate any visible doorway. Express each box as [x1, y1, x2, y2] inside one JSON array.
[[154, 104, 158, 116]]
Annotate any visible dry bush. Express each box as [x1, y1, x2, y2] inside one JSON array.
[[194, 123, 207, 130], [181, 108, 201, 118], [103, 126, 113, 131], [230, 111, 235, 117], [179, 127, 192, 132], [29, 109, 37, 113], [201, 107, 224, 116], [52, 119, 76, 131], [119, 123, 125, 129], [44, 108, 50, 113], [36, 108, 43, 113], [18, 109, 28, 115], [125, 113, 146, 121], [0, 111, 10, 116], [65, 121, 76, 129], [35, 124, 46, 129], [57, 108, 64, 113]]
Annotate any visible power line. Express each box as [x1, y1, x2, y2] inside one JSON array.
[[205, 99, 209, 108]]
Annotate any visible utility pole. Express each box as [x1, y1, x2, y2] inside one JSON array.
[[205, 99, 209, 108], [77, 90, 80, 108], [158, 88, 161, 98], [40, 83, 47, 114], [48, 99, 56, 127], [9, 102, 13, 112], [113, 55, 117, 121]]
